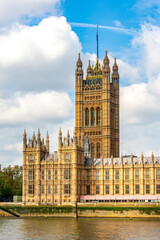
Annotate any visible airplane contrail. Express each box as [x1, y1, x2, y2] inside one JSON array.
[[69, 22, 136, 35]]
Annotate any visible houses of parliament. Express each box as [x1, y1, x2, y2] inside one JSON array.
[[23, 38, 160, 204]]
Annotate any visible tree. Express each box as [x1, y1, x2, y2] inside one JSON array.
[[0, 165, 22, 200]]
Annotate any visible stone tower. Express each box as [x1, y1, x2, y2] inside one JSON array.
[[75, 49, 119, 158]]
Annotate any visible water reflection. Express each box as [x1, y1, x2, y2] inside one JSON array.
[[0, 218, 160, 240]]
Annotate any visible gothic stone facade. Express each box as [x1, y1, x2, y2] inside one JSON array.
[[23, 51, 160, 205]]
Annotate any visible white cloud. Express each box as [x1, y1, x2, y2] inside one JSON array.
[[135, 0, 160, 11], [114, 20, 123, 28], [4, 142, 22, 153], [0, 0, 60, 26], [0, 90, 73, 126], [0, 16, 81, 91], [132, 24, 160, 77]]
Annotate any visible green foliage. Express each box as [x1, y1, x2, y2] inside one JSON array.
[[2, 205, 160, 217], [1, 184, 13, 197], [6, 206, 74, 215], [78, 206, 160, 215], [0, 165, 22, 198]]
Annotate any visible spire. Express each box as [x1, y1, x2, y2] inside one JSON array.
[[76, 52, 82, 68], [23, 129, 27, 148], [46, 130, 49, 153], [112, 57, 118, 72], [23, 129, 26, 139], [37, 128, 40, 139], [87, 59, 92, 76], [58, 128, 62, 147], [37, 129, 41, 148], [67, 130, 70, 146], [32, 130, 35, 140], [103, 49, 109, 69]]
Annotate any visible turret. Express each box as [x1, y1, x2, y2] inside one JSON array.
[[46, 131, 49, 153], [87, 59, 93, 76], [23, 129, 27, 150], [32, 130, 36, 140], [75, 52, 83, 82], [58, 128, 62, 147], [76, 53, 83, 72], [67, 130, 70, 146], [151, 152, 154, 164], [102, 50, 110, 84], [37, 129, 41, 149], [112, 57, 119, 85], [102, 50, 110, 69]]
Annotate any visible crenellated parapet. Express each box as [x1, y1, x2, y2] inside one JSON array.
[[83, 154, 160, 167]]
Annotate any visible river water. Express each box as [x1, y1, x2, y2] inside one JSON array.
[[0, 218, 160, 240]]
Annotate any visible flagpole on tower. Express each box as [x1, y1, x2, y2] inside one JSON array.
[[96, 25, 99, 60]]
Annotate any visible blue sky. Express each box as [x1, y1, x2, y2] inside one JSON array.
[[62, 0, 136, 56], [1, 0, 160, 166]]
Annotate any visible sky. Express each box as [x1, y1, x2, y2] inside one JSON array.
[[1, 0, 160, 167]]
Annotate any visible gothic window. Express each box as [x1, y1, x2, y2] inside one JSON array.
[[29, 155, 34, 161], [65, 153, 70, 161], [91, 107, 95, 126], [96, 107, 101, 126], [48, 185, 51, 194], [105, 170, 109, 180], [85, 108, 89, 126], [156, 185, 160, 194], [28, 170, 34, 180], [28, 185, 34, 194], [135, 169, 139, 180], [41, 170, 44, 180], [64, 169, 70, 180], [125, 169, 129, 180], [42, 185, 44, 194], [55, 185, 58, 194], [55, 170, 58, 180], [97, 143, 100, 158], [146, 169, 150, 180], [86, 185, 90, 194], [106, 185, 109, 194], [146, 185, 150, 194], [115, 185, 119, 194], [96, 185, 100, 194], [91, 143, 95, 158], [48, 170, 51, 180], [135, 184, 140, 194], [64, 184, 70, 194], [156, 169, 160, 180], [125, 185, 129, 194], [115, 170, 119, 180], [86, 170, 90, 181], [96, 170, 100, 180]]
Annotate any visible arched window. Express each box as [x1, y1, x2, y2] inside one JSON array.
[[85, 108, 89, 126], [91, 108, 95, 126], [97, 143, 101, 158], [91, 143, 95, 158], [97, 107, 101, 126]]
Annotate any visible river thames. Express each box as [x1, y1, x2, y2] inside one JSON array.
[[0, 218, 160, 240]]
